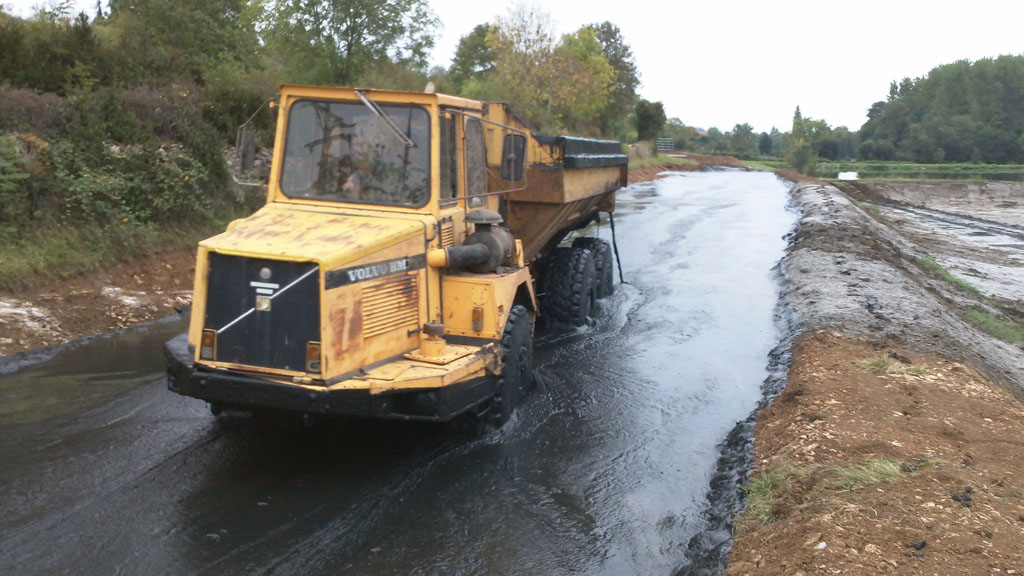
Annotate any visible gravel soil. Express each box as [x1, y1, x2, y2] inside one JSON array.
[[725, 180, 1024, 576]]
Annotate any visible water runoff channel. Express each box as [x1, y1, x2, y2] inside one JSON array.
[[0, 169, 798, 575]]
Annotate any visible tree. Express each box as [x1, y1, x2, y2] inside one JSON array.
[[787, 106, 817, 174], [661, 118, 693, 150], [583, 21, 639, 137], [546, 28, 614, 134], [486, 1, 557, 129], [108, 0, 257, 83], [758, 132, 772, 156], [858, 55, 1024, 164], [0, 6, 107, 94], [255, 0, 438, 85], [729, 123, 756, 157], [866, 101, 886, 120], [635, 99, 665, 141], [705, 127, 726, 153], [482, 3, 615, 134], [831, 126, 858, 160], [449, 23, 496, 92]]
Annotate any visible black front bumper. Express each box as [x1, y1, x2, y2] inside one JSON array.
[[164, 333, 496, 423]]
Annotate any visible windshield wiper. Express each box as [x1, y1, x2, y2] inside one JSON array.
[[354, 90, 415, 148]]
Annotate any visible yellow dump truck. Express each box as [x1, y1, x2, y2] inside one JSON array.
[[165, 84, 627, 424]]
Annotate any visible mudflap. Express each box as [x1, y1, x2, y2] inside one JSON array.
[[164, 331, 193, 392]]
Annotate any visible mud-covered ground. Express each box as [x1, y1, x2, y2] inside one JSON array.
[[726, 180, 1024, 575]]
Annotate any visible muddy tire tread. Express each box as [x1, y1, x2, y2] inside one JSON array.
[[489, 304, 533, 426], [572, 237, 614, 298], [544, 246, 596, 326]]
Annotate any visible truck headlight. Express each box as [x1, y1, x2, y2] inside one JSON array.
[[306, 341, 321, 373], [200, 329, 217, 360]]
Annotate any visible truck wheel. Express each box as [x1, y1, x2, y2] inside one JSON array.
[[489, 304, 533, 426], [572, 237, 614, 298], [544, 246, 596, 326]]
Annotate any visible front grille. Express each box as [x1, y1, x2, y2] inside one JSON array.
[[440, 221, 455, 248], [362, 275, 418, 338], [204, 253, 320, 371]]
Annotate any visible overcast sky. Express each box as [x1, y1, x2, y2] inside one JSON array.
[[5, 0, 1023, 133]]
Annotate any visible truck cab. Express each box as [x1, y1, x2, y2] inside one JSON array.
[[166, 84, 627, 424]]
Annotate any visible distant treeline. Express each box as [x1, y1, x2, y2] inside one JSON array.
[[659, 56, 1024, 172], [859, 56, 1024, 164]]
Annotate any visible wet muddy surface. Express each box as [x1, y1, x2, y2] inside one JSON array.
[[0, 171, 797, 575], [787, 182, 1024, 397], [848, 181, 1024, 310]]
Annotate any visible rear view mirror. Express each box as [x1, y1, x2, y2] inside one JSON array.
[[501, 134, 526, 181], [238, 131, 256, 172]]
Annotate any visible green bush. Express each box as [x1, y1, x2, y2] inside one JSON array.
[[52, 142, 212, 225]]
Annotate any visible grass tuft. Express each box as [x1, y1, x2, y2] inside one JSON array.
[[744, 468, 792, 524], [915, 257, 1024, 343], [917, 257, 987, 299], [855, 354, 930, 376], [850, 198, 881, 216], [965, 308, 1024, 343], [742, 159, 787, 171], [831, 458, 904, 491]]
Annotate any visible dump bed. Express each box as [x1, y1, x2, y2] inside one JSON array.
[[505, 136, 628, 262]]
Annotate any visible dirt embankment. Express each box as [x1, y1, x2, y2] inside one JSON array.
[[726, 181, 1024, 575], [629, 152, 747, 183], [0, 247, 195, 359]]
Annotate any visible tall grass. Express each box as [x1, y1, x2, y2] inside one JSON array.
[[831, 458, 904, 491], [0, 214, 242, 291]]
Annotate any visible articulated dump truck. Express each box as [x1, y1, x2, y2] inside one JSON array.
[[165, 84, 627, 424]]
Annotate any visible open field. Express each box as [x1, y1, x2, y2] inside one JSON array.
[[743, 159, 1024, 182]]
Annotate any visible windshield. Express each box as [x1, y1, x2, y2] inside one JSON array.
[[280, 99, 430, 206]]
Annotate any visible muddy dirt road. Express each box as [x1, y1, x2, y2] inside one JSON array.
[[0, 171, 796, 575]]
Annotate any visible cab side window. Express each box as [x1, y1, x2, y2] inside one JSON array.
[[464, 117, 486, 208], [439, 113, 458, 205]]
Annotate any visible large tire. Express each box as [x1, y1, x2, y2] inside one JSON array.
[[543, 246, 596, 326], [572, 237, 614, 298], [489, 304, 533, 426]]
